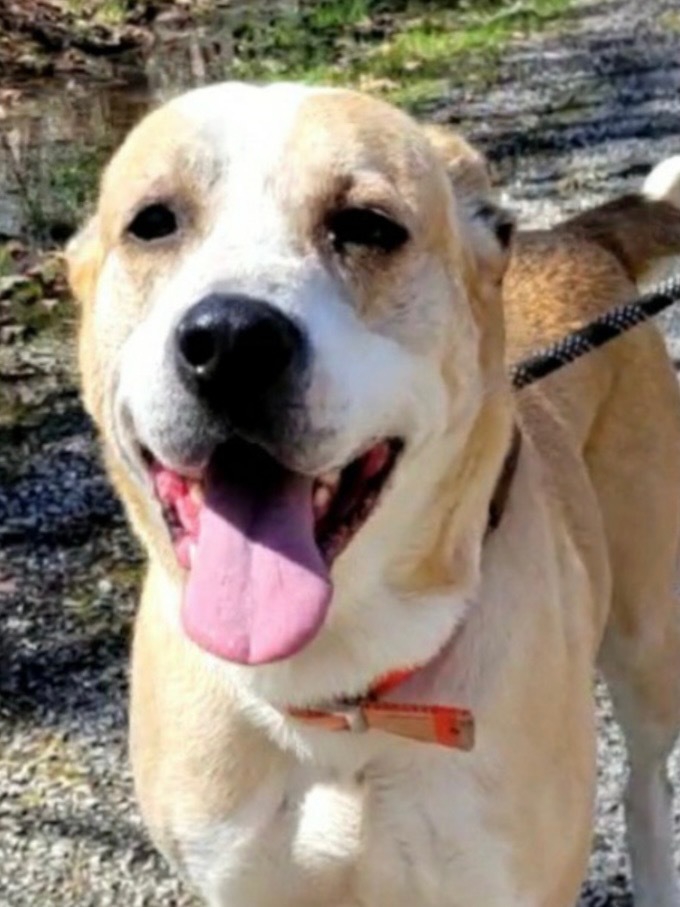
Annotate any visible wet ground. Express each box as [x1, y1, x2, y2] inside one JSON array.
[[1, 0, 680, 904]]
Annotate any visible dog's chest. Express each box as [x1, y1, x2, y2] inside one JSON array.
[[182, 752, 517, 907], [352, 756, 517, 906]]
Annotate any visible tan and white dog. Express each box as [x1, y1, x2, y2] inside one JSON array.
[[68, 82, 680, 906]]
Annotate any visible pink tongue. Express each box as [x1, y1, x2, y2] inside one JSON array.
[[181, 463, 333, 665]]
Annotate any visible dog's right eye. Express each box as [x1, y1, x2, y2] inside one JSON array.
[[327, 207, 409, 255], [126, 203, 178, 242]]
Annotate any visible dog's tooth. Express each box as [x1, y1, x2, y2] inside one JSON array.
[[321, 470, 341, 492], [313, 485, 332, 520], [189, 482, 204, 505], [315, 485, 332, 507], [189, 543, 197, 568]]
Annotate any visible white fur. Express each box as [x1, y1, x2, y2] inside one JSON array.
[[178, 760, 526, 907], [644, 155, 680, 207], [640, 156, 680, 287]]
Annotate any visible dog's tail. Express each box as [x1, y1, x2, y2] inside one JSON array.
[[560, 156, 680, 283], [644, 155, 680, 206]]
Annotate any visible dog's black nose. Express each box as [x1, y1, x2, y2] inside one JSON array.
[[175, 294, 304, 418]]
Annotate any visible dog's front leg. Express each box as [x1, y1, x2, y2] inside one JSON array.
[[128, 573, 364, 907]]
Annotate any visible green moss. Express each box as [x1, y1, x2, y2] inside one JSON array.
[[48, 148, 106, 224], [0, 249, 74, 340], [5, 293, 71, 337], [64, 0, 138, 26], [0, 246, 12, 279], [660, 10, 680, 31], [4, 139, 110, 246]]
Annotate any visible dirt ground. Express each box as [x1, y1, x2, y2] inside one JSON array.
[[1, 0, 680, 904]]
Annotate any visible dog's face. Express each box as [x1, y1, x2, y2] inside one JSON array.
[[70, 83, 512, 695]]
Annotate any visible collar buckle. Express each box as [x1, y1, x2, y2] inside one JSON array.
[[337, 703, 369, 733]]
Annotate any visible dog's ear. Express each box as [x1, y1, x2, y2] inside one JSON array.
[[421, 125, 493, 198], [422, 124, 514, 277], [66, 216, 104, 305]]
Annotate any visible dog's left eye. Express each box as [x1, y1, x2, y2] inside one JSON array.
[[126, 203, 178, 242], [327, 208, 409, 254]]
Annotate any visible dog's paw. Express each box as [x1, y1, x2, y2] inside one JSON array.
[[644, 155, 680, 207]]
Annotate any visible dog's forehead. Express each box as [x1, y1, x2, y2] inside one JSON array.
[[102, 82, 435, 215], [174, 81, 426, 170], [171, 82, 324, 175]]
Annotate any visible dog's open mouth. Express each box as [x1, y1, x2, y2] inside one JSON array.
[[148, 436, 402, 665]]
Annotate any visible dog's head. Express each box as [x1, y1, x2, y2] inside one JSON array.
[[69, 83, 513, 699]]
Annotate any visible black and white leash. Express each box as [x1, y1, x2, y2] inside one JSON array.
[[510, 272, 680, 390]]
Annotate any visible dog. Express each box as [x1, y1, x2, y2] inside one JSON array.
[[67, 82, 680, 906]]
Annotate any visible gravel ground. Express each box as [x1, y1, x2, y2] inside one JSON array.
[[1, 0, 680, 904]]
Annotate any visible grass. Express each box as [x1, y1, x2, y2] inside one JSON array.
[[228, 0, 574, 107], [660, 10, 680, 31], [64, 0, 146, 26]]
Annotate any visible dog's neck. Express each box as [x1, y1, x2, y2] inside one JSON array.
[[386, 392, 516, 598]]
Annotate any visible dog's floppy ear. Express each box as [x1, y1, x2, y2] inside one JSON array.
[[422, 124, 514, 276], [66, 216, 104, 305], [421, 125, 493, 198]]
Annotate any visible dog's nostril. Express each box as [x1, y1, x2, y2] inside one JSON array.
[[233, 320, 295, 382], [180, 326, 218, 371]]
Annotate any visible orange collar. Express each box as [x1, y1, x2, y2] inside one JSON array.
[[288, 667, 475, 750], [288, 428, 521, 752]]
